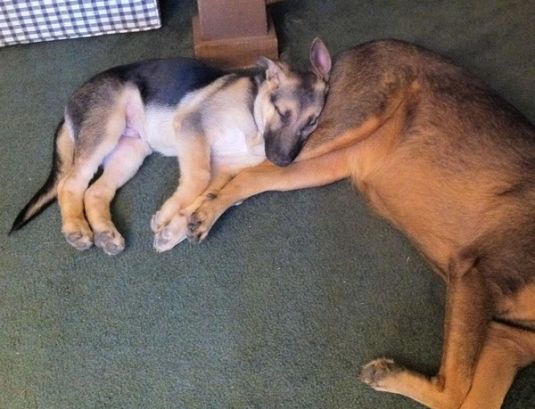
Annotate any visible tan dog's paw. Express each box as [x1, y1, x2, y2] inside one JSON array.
[[360, 358, 403, 391], [63, 220, 93, 251], [94, 230, 125, 256], [186, 208, 214, 244]]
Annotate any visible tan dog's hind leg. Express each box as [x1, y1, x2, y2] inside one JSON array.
[[460, 322, 535, 409], [187, 147, 353, 243], [152, 134, 211, 252], [84, 136, 151, 255], [361, 266, 491, 409], [58, 111, 126, 251]]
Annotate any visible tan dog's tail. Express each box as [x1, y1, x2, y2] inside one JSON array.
[[10, 119, 74, 233]]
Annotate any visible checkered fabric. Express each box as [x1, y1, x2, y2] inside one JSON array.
[[0, 0, 161, 47]]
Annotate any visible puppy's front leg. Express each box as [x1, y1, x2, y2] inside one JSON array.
[[181, 170, 234, 216], [187, 147, 352, 243], [152, 134, 211, 252]]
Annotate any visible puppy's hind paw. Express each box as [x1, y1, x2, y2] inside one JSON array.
[[95, 230, 125, 256], [360, 358, 403, 391], [65, 231, 93, 251], [63, 221, 93, 251]]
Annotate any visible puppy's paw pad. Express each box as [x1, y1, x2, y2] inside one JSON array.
[[95, 230, 125, 256], [65, 231, 93, 251], [360, 358, 401, 389]]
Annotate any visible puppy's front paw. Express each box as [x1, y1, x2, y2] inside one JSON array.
[[151, 196, 184, 233], [150, 211, 166, 233], [153, 215, 188, 253], [94, 230, 125, 256], [360, 358, 403, 391]]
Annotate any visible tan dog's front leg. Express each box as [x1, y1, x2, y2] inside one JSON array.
[[187, 147, 352, 243], [181, 170, 234, 216]]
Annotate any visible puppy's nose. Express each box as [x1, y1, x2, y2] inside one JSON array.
[[273, 156, 293, 167]]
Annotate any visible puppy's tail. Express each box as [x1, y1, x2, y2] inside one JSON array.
[[9, 118, 74, 234]]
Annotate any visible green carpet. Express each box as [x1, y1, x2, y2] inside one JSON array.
[[1, 1, 534, 408]]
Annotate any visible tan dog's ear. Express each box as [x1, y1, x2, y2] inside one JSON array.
[[310, 38, 332, 81], [257, 56, 284, 86]]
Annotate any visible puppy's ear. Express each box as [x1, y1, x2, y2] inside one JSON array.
[[310, 37, 332, 81], [257, 56, 283, 86]]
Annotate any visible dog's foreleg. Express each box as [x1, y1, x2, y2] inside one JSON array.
[[361, 266, 491, 409], [152, 132, 211, 252], [181, 169, 234, 216], [84, 136, 151, 255], [187, 147, 352, 243], [460, 322, 535, 409]]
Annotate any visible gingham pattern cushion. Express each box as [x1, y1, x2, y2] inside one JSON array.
[[0, 0, 161, 47]]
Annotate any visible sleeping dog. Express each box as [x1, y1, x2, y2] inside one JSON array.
[[186, 39, 535, 409], [10, 39, 332, 255]]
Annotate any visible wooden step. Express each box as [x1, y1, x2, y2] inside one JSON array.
[[192, 0, 279, 69]]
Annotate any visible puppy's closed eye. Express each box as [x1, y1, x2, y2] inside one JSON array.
[[274, 105, 292, 123], [304, 116, 319, 130]]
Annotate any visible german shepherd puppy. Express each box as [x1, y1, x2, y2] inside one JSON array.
[[186, 40, 535, 408], [10, 39, 332, 255]]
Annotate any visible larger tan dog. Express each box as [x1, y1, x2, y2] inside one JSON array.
[[186, 40, 535, 408]]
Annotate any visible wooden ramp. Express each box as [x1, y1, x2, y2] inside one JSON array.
[[193, 0, 282, 68]]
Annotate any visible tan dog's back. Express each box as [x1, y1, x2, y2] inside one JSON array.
[[307, 40, 535, 284]]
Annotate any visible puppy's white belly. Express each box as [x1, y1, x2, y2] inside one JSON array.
[[212, 153, 265, 173], [143, 107, 178, 156], [139, 105, 266, 172], [209, 127, 266, 172]]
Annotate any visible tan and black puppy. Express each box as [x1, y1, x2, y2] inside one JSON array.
[[10, 39, 332, 255], [186, 39, 535, 408]]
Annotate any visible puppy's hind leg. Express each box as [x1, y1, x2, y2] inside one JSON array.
[[58, 109, 126, 251], [84, 136, 151, 255]]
